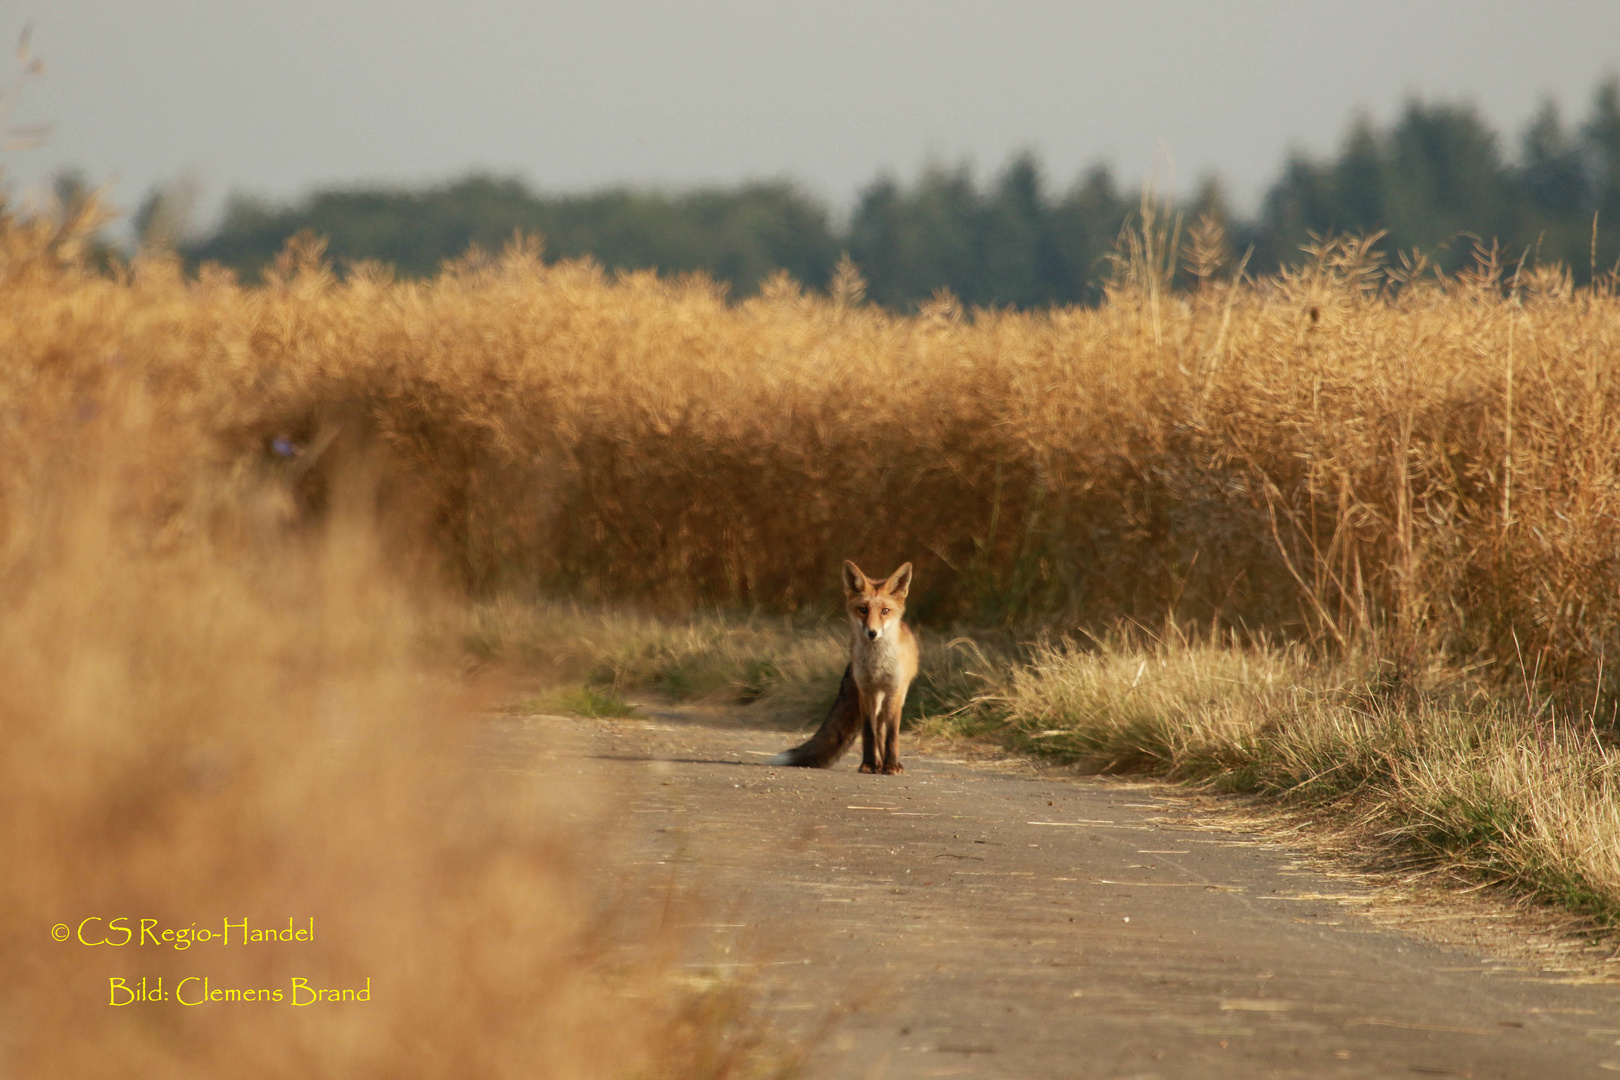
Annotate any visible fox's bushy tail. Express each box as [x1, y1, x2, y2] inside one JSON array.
[[767, 665, 859, 767]]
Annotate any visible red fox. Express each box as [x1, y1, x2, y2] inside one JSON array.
[[769, 561, 919, 774]]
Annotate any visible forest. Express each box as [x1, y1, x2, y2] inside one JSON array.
[[130, 77, 1620, 306]]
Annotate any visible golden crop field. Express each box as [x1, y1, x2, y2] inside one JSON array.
[[6, 210, 1618, 692]]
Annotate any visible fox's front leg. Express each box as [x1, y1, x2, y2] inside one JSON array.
[[858, 690, 885, 774], [879, 691, 906, 774]]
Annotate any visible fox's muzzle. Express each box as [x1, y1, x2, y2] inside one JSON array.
[[866, 627, 880, 640]]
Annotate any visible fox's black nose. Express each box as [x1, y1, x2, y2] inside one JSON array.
[[866, 628, 878, 639]]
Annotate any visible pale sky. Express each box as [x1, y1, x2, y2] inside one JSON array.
[[2, 1, 1618, 235]]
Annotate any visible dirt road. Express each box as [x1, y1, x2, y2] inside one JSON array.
[[500, 707, 1620, 1079]]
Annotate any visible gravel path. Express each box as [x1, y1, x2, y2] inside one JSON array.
[[502, 707, 1620, 1079]]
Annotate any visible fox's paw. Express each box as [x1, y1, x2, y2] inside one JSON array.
[[858, 762, 879, 774], [880, 762, 904, 775]]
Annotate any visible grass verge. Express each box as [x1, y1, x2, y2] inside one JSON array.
[[475, 599, 1003, 729], [967, 633, 1620, 925]]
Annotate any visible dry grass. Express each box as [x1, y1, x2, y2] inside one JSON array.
[[466, 599, 848, 719], [468, 597, 1004, 735]]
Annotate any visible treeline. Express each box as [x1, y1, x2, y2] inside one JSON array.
[[180, 179, 842, 291], [157, 77, 1620, 305], [1253, 79, 1620, 277]]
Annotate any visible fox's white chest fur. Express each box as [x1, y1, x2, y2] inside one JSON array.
[[851, 626, 907, 692]]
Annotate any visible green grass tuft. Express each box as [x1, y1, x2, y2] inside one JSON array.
[[550, 686, 641, 718]]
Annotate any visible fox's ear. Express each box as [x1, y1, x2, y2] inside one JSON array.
[[884, 562, 913, 599], [842, 560, 869, 596]]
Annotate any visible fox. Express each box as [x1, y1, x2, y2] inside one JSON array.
[[768, 561, 919, 774]]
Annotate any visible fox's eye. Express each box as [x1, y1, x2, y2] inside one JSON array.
[[858, 605, 869, 615], [881, 607, 891, 616]]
